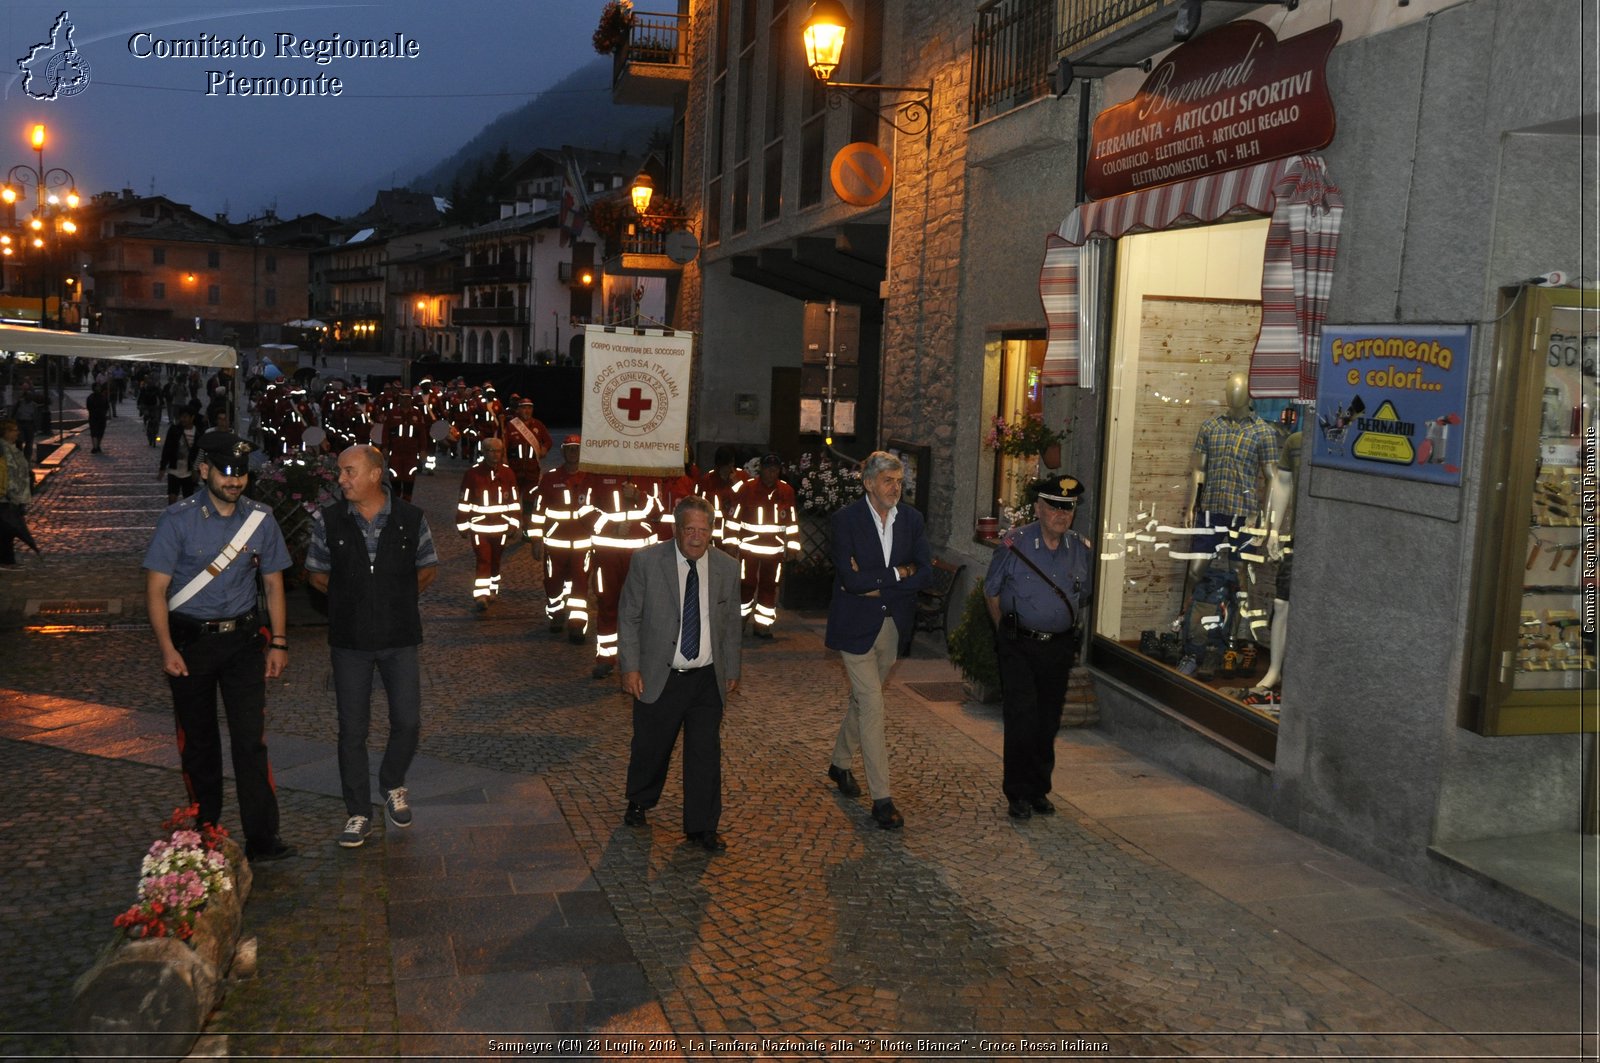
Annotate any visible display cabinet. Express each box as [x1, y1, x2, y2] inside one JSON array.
[[1466, 286, 1597, 735]]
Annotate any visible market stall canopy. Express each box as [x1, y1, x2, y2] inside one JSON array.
[[0, 323, 237, 368]]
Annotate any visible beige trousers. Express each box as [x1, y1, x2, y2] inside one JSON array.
[[832, 618, 899, 801]]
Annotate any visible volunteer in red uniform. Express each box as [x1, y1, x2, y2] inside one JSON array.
[[505, 397, 554, 532], [697, 445, 748, 544], [584, 475, 662, 677], [456, 437, 521, 611], [380, 394, 431, 502], [726, 454, 800, 638], [529, 436, 592, 641]]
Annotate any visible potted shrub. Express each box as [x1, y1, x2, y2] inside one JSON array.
[[948, 584, 1001, 703]]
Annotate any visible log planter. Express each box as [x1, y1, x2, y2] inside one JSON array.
[[69, 836, 253, 1063]]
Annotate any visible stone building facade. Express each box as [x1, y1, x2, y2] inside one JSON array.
[[641, 0, 1597, 955]]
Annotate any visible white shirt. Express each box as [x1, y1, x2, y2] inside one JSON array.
[[671, 544, 714, 670], [868, 502, 900, 576]]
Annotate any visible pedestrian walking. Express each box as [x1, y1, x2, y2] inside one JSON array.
[[456, 436, 520, 611], [12, 383, 38, 461], [305, 445, 439, 848], [983, 475, 1093, 820], [0, 419, 39, 569], [158, 407, 201, 504], [619, 495, 742, 852], [142, 430, 295, 862], [86, 384, 110, 453], [823, 451, 931, 830], [137, 375, 163, 446]]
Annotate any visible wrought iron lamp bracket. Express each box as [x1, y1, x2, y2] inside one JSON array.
[[822, 82, 933, 137]]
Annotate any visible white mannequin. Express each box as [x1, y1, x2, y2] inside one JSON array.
[[1255, 429, 1300, 691]]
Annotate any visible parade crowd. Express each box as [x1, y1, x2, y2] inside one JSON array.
[[128, 362, 1093, 860]]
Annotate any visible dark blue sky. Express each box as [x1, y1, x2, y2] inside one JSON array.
[[1, 1, 615, 220]]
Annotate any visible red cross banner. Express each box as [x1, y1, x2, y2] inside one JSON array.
[[580, 325, 693, 475]]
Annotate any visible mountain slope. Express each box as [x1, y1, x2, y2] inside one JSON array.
[[411, 57, 671, 195]]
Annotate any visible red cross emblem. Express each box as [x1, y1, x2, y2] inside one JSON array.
[[615, 387, 654, 422]]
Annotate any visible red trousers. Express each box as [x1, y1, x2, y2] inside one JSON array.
[[590, 547, 639, 660], [543, 546, 591, 627], [470, 533, 508, 599]]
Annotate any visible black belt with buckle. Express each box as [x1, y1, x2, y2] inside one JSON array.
[[671, 663, 711, 674], [172, 610, 257, 635], [1012, 623, 1068, 642]]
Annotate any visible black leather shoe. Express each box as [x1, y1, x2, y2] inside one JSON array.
[[827, 764, 861, 797], [623, 802, 647, 827], [1007, 798, 1033, 820], [547, 617, 565, 633], [567, 625, 587, 645], [1028, 796, 1056, 815], [871, 799, 904, 830], [245, 837, 296, 862], [687, 831, 727, 852], [592, 660, 613, 679]]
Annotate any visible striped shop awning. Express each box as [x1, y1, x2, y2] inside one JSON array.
[[1038, 154, 1344, 399]]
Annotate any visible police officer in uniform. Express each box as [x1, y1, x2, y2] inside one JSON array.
[[983, 474, 1093, 821], [143, 431, 295, 861]]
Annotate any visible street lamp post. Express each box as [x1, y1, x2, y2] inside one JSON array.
[[800, 0, 933, 136], [2, 123, 79, 330]]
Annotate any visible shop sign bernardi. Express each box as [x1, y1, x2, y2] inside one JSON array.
[[1085, 20, 1341, 200]]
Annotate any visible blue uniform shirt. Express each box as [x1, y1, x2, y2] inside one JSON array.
[[143, 493, 291, 619], [983, 523, 1093, 634]]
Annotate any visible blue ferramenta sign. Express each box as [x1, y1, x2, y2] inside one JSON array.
[[1309, 324, 1473, 485]]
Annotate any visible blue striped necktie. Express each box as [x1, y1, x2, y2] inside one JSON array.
[[679, 558, 700, 660]]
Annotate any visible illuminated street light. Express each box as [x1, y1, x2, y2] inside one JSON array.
[[800, 0, 932, 136], [3, 123, 80, 329]]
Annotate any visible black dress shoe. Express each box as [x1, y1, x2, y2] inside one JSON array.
[[1028, 796, 1056, 815], [547, 617, 565, 633], [1007, 798, 1033, 820], [592, 660, 614, 679], [870, 799, 904, 830], [245, 837, 297, 862], [687, 831, 727, 852], [624, 802, 647, 827], [827, 764, 861, 797]]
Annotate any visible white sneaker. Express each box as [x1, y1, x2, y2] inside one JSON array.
[[385, 787, 412, 828], [338, 815, 371, 848]]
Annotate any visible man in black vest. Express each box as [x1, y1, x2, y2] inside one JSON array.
[[306, 445, 439, 848]]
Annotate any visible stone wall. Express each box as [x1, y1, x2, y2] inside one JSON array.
[[879, 0, 973, 547]]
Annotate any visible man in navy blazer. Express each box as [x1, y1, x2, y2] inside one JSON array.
[[618, 495, 742, 852], [824, 451, 932, 829]]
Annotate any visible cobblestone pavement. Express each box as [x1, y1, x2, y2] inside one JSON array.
[[0, 401, 1591, 1061]]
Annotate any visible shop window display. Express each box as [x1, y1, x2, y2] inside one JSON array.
[[1467, 286, 1597, 735], [1092, 220, 1288, 724]]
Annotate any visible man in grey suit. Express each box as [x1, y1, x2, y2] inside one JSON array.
[[619, 494, 742, 852]]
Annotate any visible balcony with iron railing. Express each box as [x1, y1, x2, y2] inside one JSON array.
[[460, 260, 531, 284], [453, 305, 530, 327], [611, 11, 692, 108], [969, 0, 1167, 125], [601, 220, 695, 276], [325, 264, 383, 283]]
